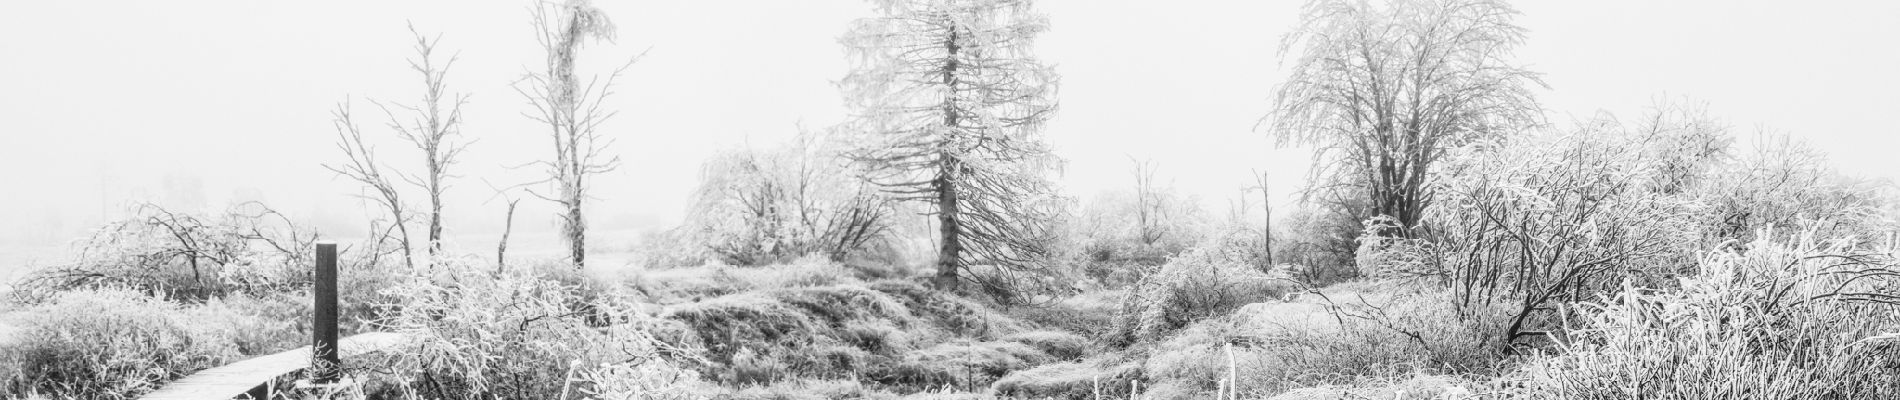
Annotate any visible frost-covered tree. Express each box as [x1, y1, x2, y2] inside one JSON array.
[[1268, 0, 1544, 235], [686, 130, 893, 266], [376, 25, 468, 262], [516, 0, 636, 268], [840, 0, 1062, 289]]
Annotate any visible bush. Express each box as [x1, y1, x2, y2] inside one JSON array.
[[1427, 125, 1703, 346], [1273, 196, 1370, 287], [1522, 234, 1900, 398], [683, 133, 897, 266], [0, 288, 241, 399], [1113, 234, 1295, 344], [15, 202, 318, 302]]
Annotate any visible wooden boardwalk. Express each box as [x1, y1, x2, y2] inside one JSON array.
[[139, 332, 408, 400]]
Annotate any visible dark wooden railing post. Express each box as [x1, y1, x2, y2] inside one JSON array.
[[312, 242, 340, 384]]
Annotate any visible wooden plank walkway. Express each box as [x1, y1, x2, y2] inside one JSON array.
[[139, 332, 409, 400]]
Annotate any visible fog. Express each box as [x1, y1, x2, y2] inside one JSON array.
[[2, 0, 1896, 269]]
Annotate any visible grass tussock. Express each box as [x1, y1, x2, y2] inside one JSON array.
[[365, 260, 706, 400], [625, 256, 859, 304], [1008, 289, 1123, 340], [1521, 235, 1900, 399], [0, 288, 246, 399]]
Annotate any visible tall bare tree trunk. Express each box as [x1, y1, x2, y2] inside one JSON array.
[[497, 198, 518, 274], [932, 25, 963, 290], [427, 163, 443, 259], [935, 159, 962, 289], [1258, 170, 1273, 268]]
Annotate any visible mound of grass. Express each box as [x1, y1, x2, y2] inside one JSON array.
[[869, 280, 1025, 339], [660, 279, 1054, 391]]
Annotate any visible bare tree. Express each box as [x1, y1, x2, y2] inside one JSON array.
[[842, 0, 1063, 290], [1251, 169, 1274, 268], [1130, 157, 1167, 246], [375, 24, 469, 262], [1268, 0, 1544, 236], [325, 102, 414, 270], [514, 0, 639, 268]]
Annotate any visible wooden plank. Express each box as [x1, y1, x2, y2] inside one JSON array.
[[139, 332, 408, 400]]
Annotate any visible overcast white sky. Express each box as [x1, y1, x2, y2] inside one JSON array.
[[2, 1, 1897, 261]]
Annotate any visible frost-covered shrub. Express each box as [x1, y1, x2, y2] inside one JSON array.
[[1352, 215, 1441, 279], [683, 133, 897, 266], [17, 202, 318, 302], [1428, 124, 1703, 345], [1113, 233, 1296, 344]]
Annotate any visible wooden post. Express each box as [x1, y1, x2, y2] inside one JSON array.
[[312, 242, 340, 384]]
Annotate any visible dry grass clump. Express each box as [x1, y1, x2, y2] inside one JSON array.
[[625, 257, 858, 304], [184, 291, 311, 356], [365, 260, 703, 400], [1522, 234, 1900, 399], [720, 379, 884, 400], [1008, 289, 1123, 339], [1001, 330, 1089, 361], [1265, 374, 1481, 400], [0, 288, 243, 399]]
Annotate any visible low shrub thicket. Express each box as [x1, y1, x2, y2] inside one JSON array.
[[13, 202, 320, 303]]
